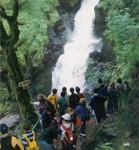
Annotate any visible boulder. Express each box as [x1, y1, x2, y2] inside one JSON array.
[[0, 115, 19, 128]]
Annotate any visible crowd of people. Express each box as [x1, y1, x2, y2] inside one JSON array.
[[0, 78, 130, 150]]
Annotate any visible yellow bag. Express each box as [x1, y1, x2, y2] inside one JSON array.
[[22, 131, 40, 150]]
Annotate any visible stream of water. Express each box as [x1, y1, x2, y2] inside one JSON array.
[[52, 0, 100, 95]]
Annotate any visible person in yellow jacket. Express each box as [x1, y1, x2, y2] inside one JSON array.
[[47, 88, 58, 115], [0, 123, 24, 150]]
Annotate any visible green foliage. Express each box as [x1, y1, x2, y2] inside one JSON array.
[[1, 0, 60, 65], [98, 0, 124, 11], [95, 142, 114, 150], [0, 83, 10, 101], [16, 0, 60, 64], [90, 1, 139, 149], [99, 0, 139, 79], [70, 0, 78, 7]]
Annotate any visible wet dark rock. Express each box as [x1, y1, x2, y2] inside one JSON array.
[[57, 0, 82, 12], [89, 51, 101, 62], [89, 38, 115, 62], [94, 5, 106, 37]]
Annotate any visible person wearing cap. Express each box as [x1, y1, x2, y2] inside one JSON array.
[[0, 123, 24, 150], [75, 98, 90, 141], [60, 113, 76, 150]]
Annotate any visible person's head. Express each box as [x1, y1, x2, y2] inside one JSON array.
[[0, 123, 8, 135], [70, 87, 74, 94], [110, 82, 115, 88], [62, 113, 71, 123], [79, 98, 86, 105], [62, 87, 67, 92], [94, 87, 99, 94], [52, 88, 57, 94], [61, 91, 66, 98], [98, 78, 103, 84], [37, 94, 46, 103], [124, 81, 128, 86], [23, 124, 31, 131], [117, 78, 122, 84], [67, 107, 74, 115], [75, 86, 80, 93]]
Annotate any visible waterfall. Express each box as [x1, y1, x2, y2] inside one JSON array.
[[52, 0, 100, 94]]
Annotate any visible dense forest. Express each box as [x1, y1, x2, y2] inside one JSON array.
[[0, 0, 139, 150]]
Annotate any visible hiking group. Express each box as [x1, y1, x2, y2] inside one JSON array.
[[0, 78, 130, 150]]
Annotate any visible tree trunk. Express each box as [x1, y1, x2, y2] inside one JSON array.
[[0, 0, 38, 125]]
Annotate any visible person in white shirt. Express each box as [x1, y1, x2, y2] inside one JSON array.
[[60, 113, 76, 150]]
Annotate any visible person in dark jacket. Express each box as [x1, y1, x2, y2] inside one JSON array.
[[69, 87, 80, 110], [38, 124, 58, 150], [97, 78, 107, 119], [89, 88, 103, 124], [0, 123, 24, 150], [107, 82, 118, 114], [58, 92, 67, 125], [75, 98, 90, 140], [115, 78, 124, 110], [42, 107, 53, 130]]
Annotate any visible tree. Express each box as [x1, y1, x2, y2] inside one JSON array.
[[0, 0, 38, 124]]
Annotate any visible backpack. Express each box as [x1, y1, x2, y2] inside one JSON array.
[[58, 97, 67, 114], [12, 136, 24, 150], [75, 115, 82, 132], [22, 131, 40, 150], [1, 136, 23, 150], [62, 123, 77, 146]]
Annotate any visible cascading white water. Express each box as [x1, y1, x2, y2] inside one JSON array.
[[52, 0, 100, 94]]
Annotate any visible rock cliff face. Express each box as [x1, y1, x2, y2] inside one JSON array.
[[86, 2, 115, 66], [92, 5, 115, 62], [94, 5, 106, 37], [58, 0, 81, 12]]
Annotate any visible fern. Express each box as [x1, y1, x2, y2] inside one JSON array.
[[95, 142, 114, 150]]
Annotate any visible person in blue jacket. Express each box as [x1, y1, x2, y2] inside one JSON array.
[[75, 98, 90, 140]]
